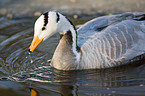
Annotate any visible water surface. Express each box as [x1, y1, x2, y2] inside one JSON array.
[[0, 16, 145, 96]]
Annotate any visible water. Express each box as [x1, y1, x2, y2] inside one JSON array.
[[0, 16, 145, 96]]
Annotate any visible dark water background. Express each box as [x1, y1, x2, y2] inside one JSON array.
[[1, 0, 145, 96]]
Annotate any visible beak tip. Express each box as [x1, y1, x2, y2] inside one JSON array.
[[28, 48, 32, 53], [29, 35, 43, 53]]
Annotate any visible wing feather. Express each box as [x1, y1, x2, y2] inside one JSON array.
[[79, 19, 145, 68]]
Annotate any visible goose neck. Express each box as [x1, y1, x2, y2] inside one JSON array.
[[60, 26, 81, 63]]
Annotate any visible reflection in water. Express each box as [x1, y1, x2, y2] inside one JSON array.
[[55, 63, 145, 96], [30, 88, 39, 96], [0, 17, 145, 96], [59, 85, 78, 96], [8, 61, 145, 95]]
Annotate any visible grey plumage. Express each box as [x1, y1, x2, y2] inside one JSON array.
[[77, 12, 145, 69]]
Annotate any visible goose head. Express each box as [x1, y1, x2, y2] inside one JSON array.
[[29, 11, 73, 52]]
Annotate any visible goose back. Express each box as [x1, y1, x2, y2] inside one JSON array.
[[77, 12, 145, 47], [77, 12, 145, 69]]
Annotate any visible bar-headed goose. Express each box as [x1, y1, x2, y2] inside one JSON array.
[[29, 11, 145, 70]]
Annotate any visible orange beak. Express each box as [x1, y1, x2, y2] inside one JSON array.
[[29, 35, 43, 52]]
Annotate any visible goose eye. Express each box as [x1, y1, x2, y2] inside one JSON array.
[[42, 27, 46, 31]]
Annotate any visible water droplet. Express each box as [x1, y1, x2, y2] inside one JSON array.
[[26, 50, 34, 64], [28, 52, 31, 55], [31, 59, 33, 63], [28, 49, 31, 55], [47, 59, 51, 63]]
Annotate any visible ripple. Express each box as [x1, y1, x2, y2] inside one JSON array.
[[1, 17, 145, 95]]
